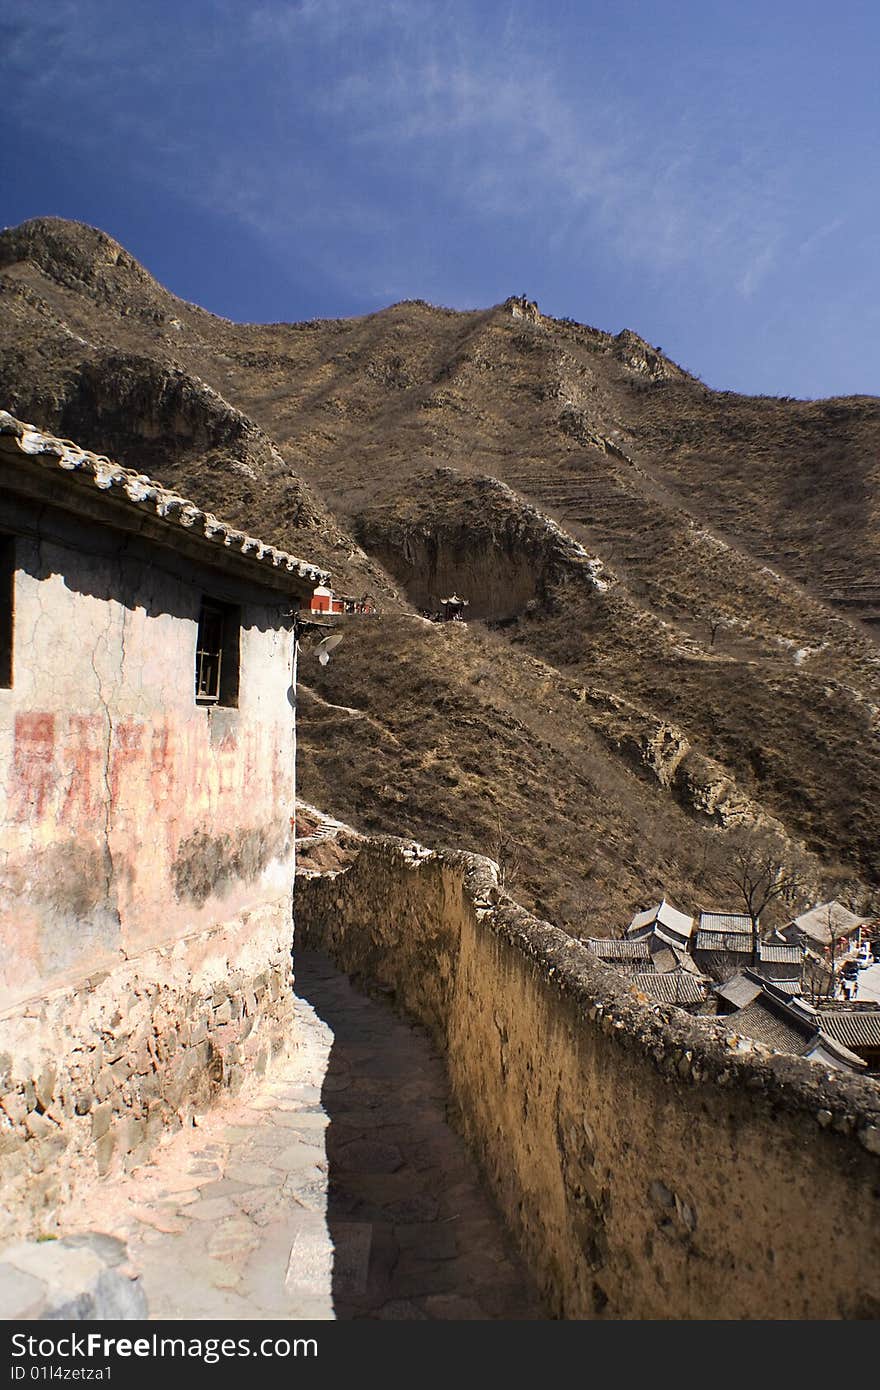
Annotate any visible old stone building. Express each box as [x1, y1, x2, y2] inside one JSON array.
[[0, 411, 326, 1233]]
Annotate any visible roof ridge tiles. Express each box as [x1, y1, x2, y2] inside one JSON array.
[[0, 410, 329, 588]]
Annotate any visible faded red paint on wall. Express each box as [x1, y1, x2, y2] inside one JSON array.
[[0, 532, 304, 1011], [149, 724, 177, 811], [110, 720, 146, 806], [3, 707, 295, 994], [11, 713, 56, 821], [61, 715, 105, 822], [13, 714, 290, 824]]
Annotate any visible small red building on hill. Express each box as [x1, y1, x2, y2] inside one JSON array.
[[310, 585, 373, 616]]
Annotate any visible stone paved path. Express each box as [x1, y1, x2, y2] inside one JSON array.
[[68, 949, 543, 1320]]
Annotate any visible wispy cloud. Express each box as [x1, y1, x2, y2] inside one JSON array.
[[239, 1, 793, 297], [1, 0, 795, 305], [796, 216, 845, 261]]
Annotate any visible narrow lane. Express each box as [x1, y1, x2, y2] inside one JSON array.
[[67, 948, 543, 1320]]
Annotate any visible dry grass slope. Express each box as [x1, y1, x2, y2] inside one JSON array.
[[1, 217, 878, 931]]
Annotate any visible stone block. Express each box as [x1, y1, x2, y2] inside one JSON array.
[[24, 1111, 56, 1141], [35, 1133, 68, 1165], [25, 1145, 46, 1175], [0, 1123, 26, 1156], [94, 1131, 115, 1177], [0, 1091, 27, 1125], [145, 1104, 167, 1144], [120, 1116, 147, 1153], [35, 1068, 57, 1109], [0, 1238, 147, 1320], [91, 1102, 113, 1141], [110, 1057, 133, 1085], [94, 1070, 113, 1102], [0, 1260, 47, 1319]]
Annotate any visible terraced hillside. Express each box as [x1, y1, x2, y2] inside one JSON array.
[[1, 217, 878, 930]]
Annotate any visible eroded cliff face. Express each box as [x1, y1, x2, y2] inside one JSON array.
[[2, 216, 879, 919], [295, 836, 880, 1320], [353, 468, 608, 621], [0, 348, 390, 597]]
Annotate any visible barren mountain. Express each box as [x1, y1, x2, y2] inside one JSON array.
[[2, 216, 878, 930]]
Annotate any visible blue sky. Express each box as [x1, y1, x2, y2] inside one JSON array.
[[2, 0, 878, 398]]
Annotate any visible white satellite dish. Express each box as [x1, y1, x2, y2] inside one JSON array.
[[314, 632, 344, 666]]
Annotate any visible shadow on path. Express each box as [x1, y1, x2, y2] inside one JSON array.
[[294, 946, 545, 1320]]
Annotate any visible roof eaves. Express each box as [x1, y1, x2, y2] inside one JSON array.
[[0, 411, 330, 593]]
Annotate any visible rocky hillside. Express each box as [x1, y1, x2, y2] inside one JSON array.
[[2, 217, 878, 930]]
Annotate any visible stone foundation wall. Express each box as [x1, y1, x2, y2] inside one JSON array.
[[0, 898, 294, 1241], [295, 838, 880, 1320]]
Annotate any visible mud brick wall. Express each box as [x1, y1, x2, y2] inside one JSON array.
[[296, 838, 880, 1320]]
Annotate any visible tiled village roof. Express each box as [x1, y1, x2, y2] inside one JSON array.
[[694, 934, 800, 958], [698, 911, 753, 934], [724, 985, 865, 1070], [628, 899, 694, 940], [770, 978, 803, 996], [0, 411, 329, 593], [716, 968, 804, 1010], [649, 946, 679, 974], [630, 973, 705, 1006], [758, 944, 803, 964], [816, 1009, 880, 1050], [695, 931, 752, 953], [727, 998, 814, 1055], [715, 973, 764, 1010], [585, 938, 652, 961], [791, 901, 867, 947]]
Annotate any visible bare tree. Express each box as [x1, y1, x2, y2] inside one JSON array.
[[492, 813, 521, 891], [694, 607, 723, 650], [807, 906, 845, 1004], [826, 910, 847, 1001], [714, 828, 807, 963]]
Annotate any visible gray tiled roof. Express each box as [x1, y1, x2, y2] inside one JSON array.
[[630, 973, 706, 1005], [715, 973, 763, 1009], [695, 931, 752, 953], [770, 978, 803, 996], [585, 938, 652, 961], [628, 900, 694, 939], [817, 1009, 880, 1050], [758, 944, 803, 964], [791, 901, 867, 946], [699, 911, 753, 934], [726, 999, 814, 1055], [0, 411, 329, 591]]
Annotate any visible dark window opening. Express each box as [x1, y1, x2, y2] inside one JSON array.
[[195, 597, 240, 706], [0, 535, 13, 689]]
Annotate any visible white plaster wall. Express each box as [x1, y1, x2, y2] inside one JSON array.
[[0, 508, 299, 1008]]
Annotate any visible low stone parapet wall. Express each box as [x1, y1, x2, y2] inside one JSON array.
[[0, 899, 294, 1240], [295, 839, 880, 1319]]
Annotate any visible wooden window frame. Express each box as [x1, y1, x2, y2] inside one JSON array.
[[195, 596, 240, 707]]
